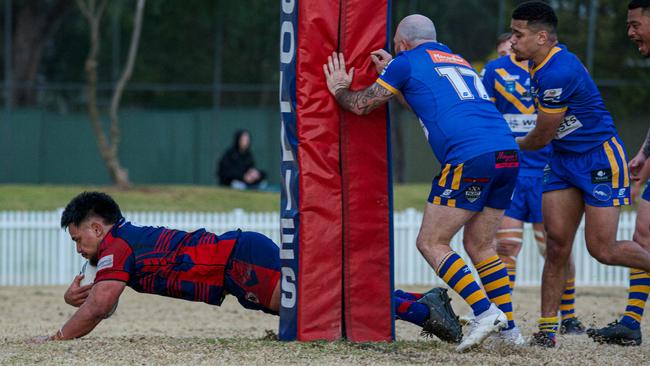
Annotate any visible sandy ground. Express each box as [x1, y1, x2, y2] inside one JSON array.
[[1, 285, 649, 365]]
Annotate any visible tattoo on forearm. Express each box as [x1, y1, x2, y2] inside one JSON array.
[[335, 83, 393, 115], [644, 128, 650, 158]]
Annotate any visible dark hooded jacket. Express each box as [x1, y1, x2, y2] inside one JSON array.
[[217, 130, 263, 186]]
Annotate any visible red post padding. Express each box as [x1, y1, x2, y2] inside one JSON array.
[[339, 0, 394, 342], [295, 0, 344, 341]]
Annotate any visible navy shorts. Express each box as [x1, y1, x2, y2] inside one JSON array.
[[224, 231, 280, 315], [544, 135, 631, 207], [643, 179, 650, 202], [505, 175, 544, 223], [428, 150, 520, 211]]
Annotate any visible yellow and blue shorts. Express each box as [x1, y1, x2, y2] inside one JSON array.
[[505, 175, 544, 223], [428, 150, 519, 211], [544, 135, 631, 207]]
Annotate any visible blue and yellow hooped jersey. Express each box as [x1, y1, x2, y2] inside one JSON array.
[[482, 54, 551, 177], [529, 45, 618, 154], [377, 42, 517, 165]]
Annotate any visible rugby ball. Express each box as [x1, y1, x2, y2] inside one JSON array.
[[79, 261, 118, 318]]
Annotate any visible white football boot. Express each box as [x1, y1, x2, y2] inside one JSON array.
[[494, 326, 526, 346], [456, 303, 508, 352]]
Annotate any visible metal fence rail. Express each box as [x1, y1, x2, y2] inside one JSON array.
[[0, 209, 637, 287]]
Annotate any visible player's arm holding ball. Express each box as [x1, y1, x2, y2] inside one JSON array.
[[64, 274, 92, 307]]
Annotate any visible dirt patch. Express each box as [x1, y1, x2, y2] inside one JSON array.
[[1, 286, 649, 365]]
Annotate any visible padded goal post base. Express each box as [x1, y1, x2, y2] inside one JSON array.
[[279, 0, 394, 342]]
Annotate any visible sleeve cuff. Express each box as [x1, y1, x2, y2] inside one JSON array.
[[376, 78, 400, 95], [537, 104, 568, 114]]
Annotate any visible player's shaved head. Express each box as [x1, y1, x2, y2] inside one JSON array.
[[396, 14, 437, 43]]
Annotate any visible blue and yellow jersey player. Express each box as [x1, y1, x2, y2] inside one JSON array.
[[33, 192, 462, 344], [588, 0, 650, 347], [324, 14, 524, 352], [481, 33, 585, 335], [510, 1, 650, 347]]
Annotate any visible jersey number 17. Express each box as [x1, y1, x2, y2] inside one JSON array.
[[436, 66, 490, 101]]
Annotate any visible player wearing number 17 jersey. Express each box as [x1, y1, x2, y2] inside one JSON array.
[[324, 14, 522, 351]]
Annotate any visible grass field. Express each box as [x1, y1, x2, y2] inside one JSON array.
[[1, 285, 649, 365], [0, 184, 432, 212]]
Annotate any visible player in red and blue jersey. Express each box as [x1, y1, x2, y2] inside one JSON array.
[[587, 0, 650, 346], [324, 14, 521, 352], [34, 192, 462, 343], [510, 1, 650, 347], [481, 34, 585, 335]]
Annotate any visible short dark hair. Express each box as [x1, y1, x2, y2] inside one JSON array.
[[60, 191, 122, 229], [512, 1, 558, 34], [629, 0, 650, 11], [496, 32, 512, 48]]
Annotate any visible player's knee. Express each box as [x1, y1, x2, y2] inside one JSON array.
[[586, 245, 615, 265], [496, 239, 521, 257], [415, 235, 432, 256], [545, 240, 571, 260]]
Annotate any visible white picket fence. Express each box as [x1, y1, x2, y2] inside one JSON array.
[[0, 209, 638, 287]]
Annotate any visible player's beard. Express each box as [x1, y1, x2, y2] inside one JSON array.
[[89, 255, 99, 266]]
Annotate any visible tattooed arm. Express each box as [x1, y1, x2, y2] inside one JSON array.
[[323, 52, 395, 115], [334, 82, 394, 115]]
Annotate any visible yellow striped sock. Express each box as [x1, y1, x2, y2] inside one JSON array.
[[560, 278, 576, 320], [436, 251, 492, 316], [476, 255, 515, 330], [621, 269, 650, 329]]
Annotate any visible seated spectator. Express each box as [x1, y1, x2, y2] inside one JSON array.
[[217, 129, 267, 190]]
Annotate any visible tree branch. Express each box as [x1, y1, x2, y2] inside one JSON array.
[[109, 0, 145, 156]]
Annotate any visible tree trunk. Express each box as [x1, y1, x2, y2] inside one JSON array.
[[78, 0, 135, 189], [12, 0, 72, 106]]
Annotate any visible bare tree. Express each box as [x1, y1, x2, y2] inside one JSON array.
[[12, 0, 73, 105], [77, 0, 145, 189]]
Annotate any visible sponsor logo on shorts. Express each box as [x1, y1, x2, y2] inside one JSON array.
[[97, 254, 114, 271], [618, 188, 627, 197], [591, 169, 612, 184], [495, 150, 519, 168], [593, 184, 612, 202], [441, 189, 453, 198], [465, 185, 482, 203]]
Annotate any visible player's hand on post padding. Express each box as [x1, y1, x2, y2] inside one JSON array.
[[64, 274, 92, 307], [370, 49, 392, 74], [323, 52, 354, 96]]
